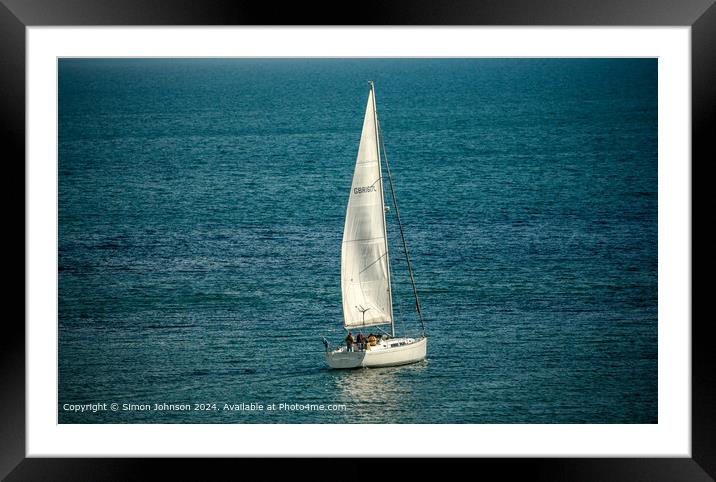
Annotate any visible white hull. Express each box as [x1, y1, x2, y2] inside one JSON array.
[[325, 336, 427, 369]]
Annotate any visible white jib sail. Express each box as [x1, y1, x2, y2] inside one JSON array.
[[341, 88, 392, 329]]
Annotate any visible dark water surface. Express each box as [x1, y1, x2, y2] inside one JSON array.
[[58, 59, 657, 423]]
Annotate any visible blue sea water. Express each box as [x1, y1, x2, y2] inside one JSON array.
[[58, 58, 657, 423]]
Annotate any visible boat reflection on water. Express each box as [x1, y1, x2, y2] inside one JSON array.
[[330, 362, 428, 423]]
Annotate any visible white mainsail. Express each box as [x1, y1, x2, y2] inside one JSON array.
[[341, 86, 393, 329]]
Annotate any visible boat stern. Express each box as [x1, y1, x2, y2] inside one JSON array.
[[325, 348, 366, 369]]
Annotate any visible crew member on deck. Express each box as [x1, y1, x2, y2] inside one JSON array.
[[356, 333, 366, 350], [345, 332, 355, 352]]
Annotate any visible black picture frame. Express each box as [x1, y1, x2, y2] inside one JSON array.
[[4, 0, 712, 479]]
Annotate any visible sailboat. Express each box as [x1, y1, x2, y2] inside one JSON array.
[[324, 81, 427, 369]]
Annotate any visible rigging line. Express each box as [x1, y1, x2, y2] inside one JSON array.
[[343, 236, 385, 244], [377, 118, 427, 337], [371, 81, 395, 338], [359, 252, 387, 274], [350, 176, 382, 189]]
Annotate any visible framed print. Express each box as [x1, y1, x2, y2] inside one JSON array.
[[5, 0, 713, 479]]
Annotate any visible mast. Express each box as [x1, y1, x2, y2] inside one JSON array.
[[377, 118, 427, 338], [370, 81, 395, 337]]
